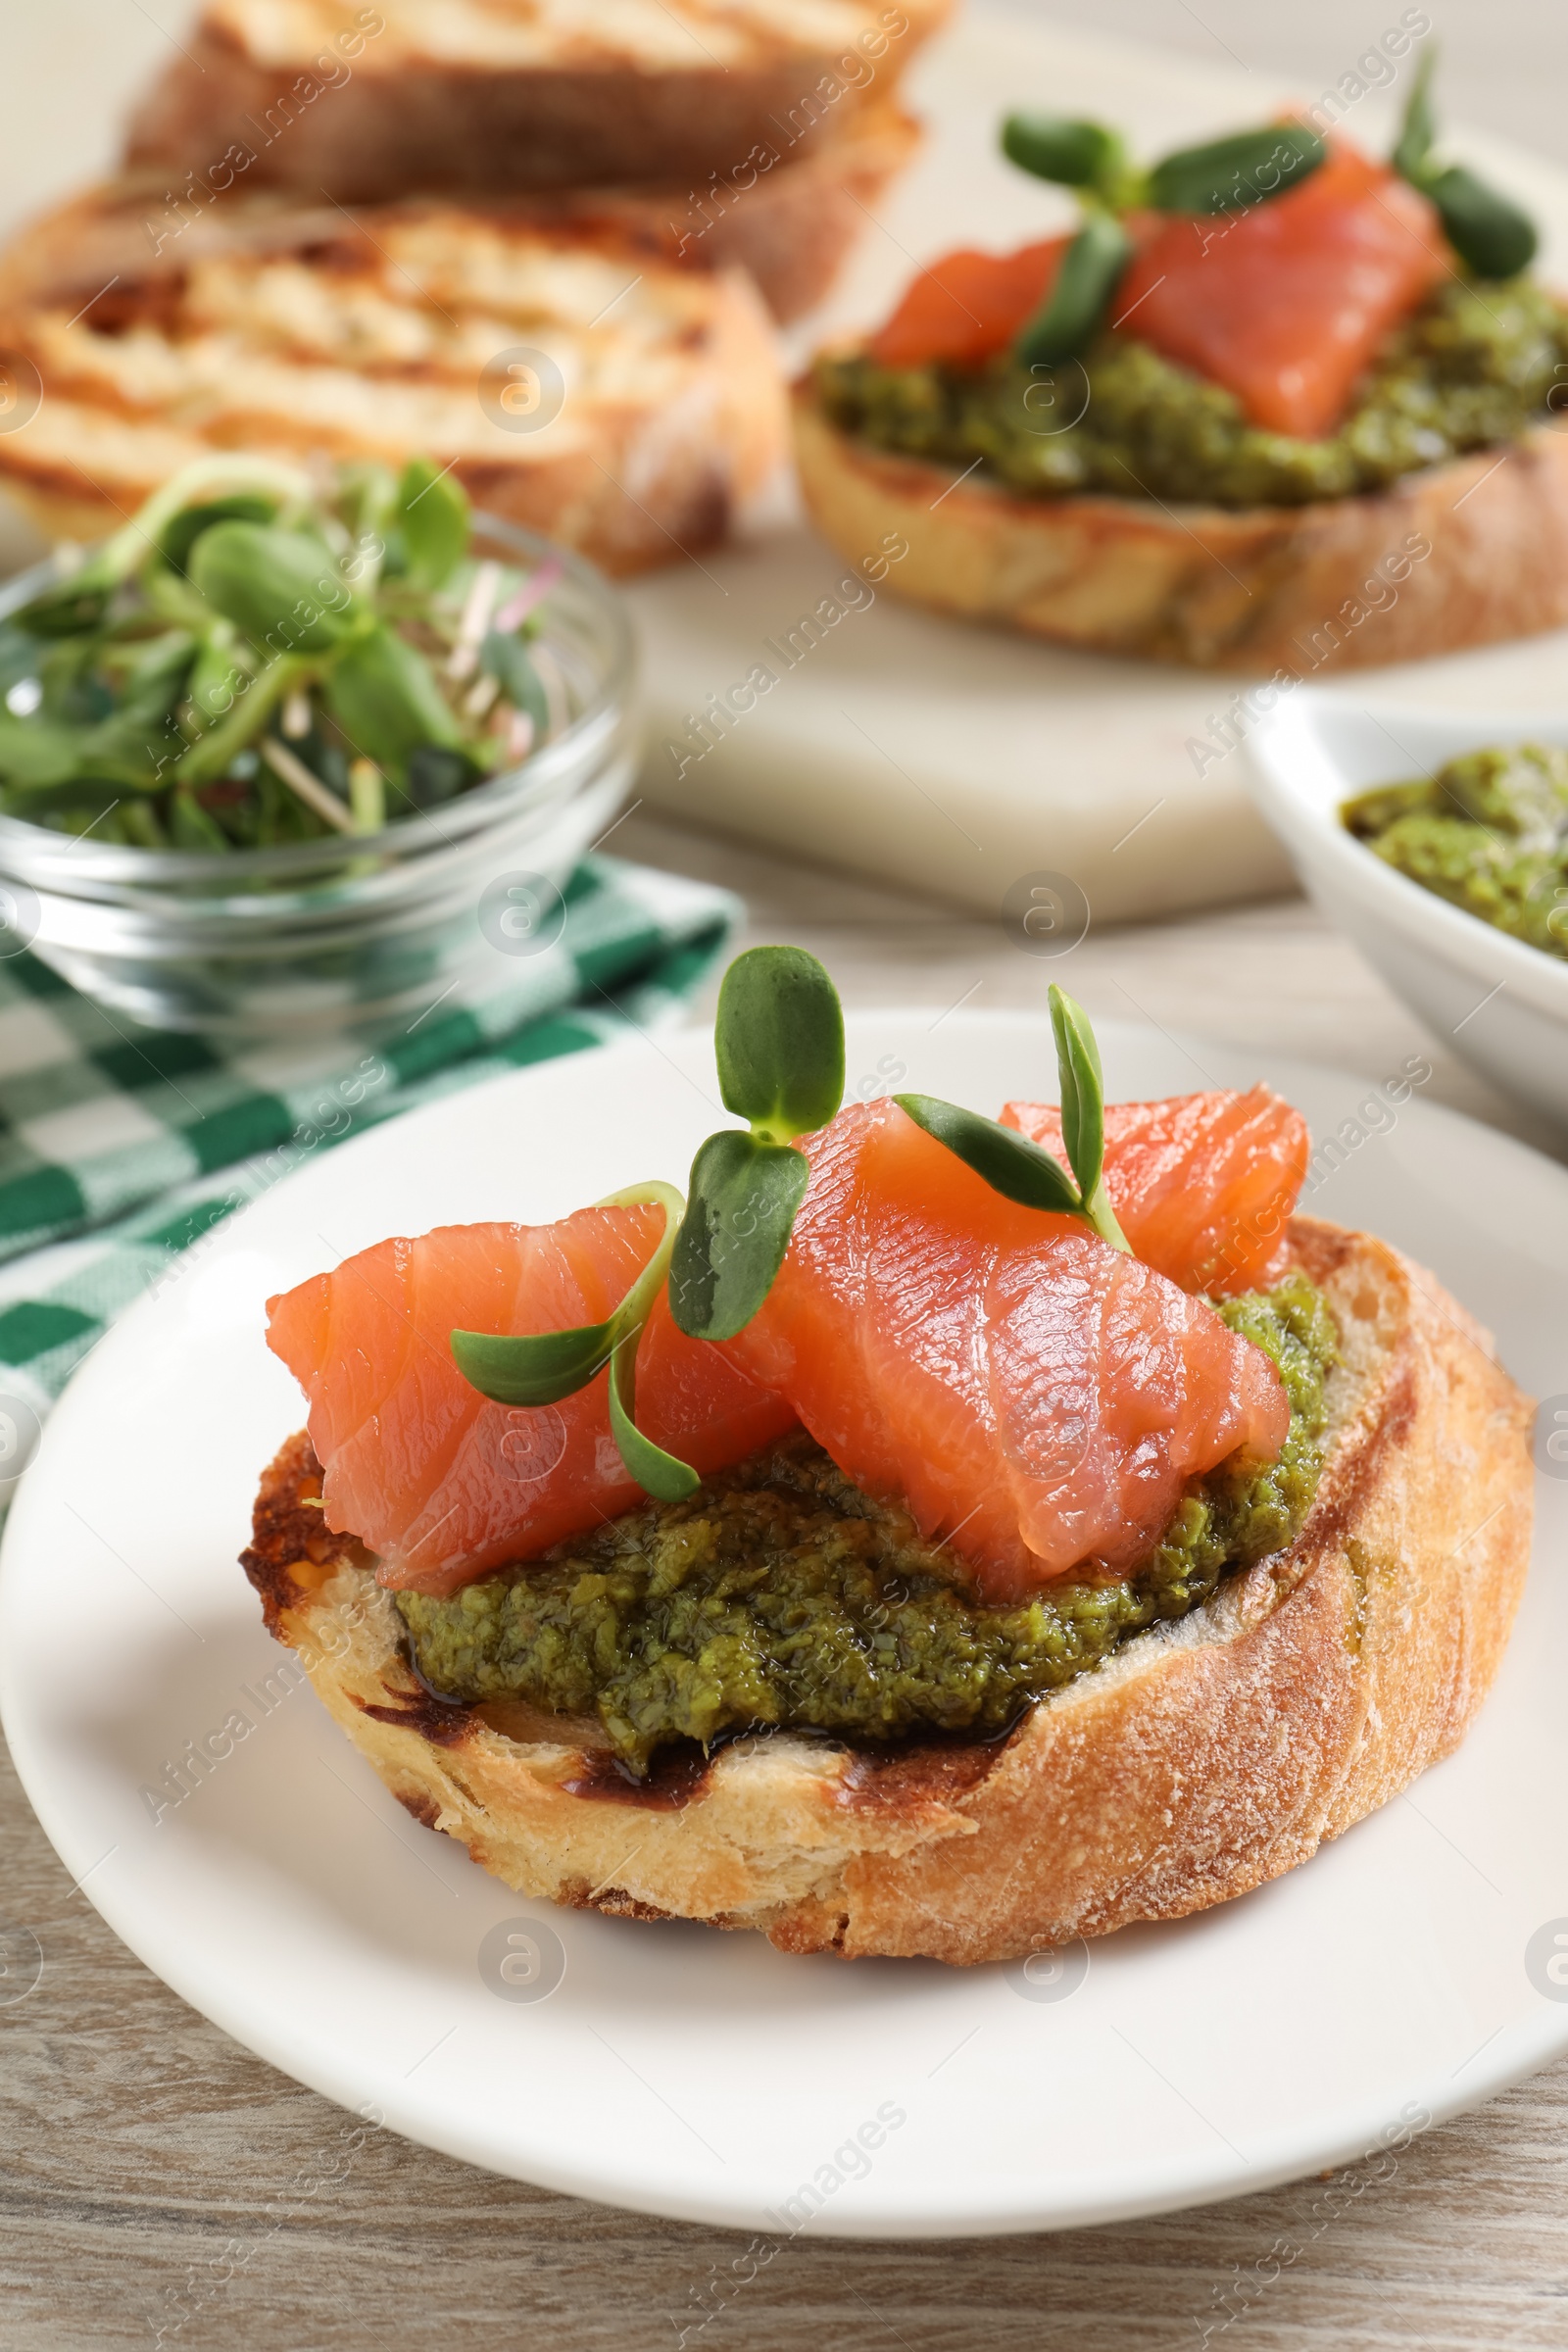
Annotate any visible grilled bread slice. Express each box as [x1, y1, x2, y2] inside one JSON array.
[[124, 0, 948, 201], [240, 1218, 1533, 1966], [0, 201, 785, 575], [0, 95, 918, 332], [793, 377, 1568, 671]]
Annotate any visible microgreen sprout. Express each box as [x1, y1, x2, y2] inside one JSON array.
[[1389, 50, 1538, 279], [452, 1181, 700, 1504], [449, 949, 847, 1496], [667, 946, 846, 1341], [895, 984, 1130, 1252], [0, 453, 557, 852], [1001, 110, 1327, 366], [449, 956, 1137, 1503]]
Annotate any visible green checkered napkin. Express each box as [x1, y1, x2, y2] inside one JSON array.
[[0, 855, 737, 1437]]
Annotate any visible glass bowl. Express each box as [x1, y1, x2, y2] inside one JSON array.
[[0, 516, 639, 1036]]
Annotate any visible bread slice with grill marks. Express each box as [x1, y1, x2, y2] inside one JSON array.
[[239, 1217, 1534, 1966], [122, 0, 947, 202], [0, 197, 786, 575], [0, 94, 918, 334]]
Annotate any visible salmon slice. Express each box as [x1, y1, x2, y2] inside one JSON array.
[[1112, 142, 1446, 437], [866, 142, 1445, 439], [266, 1207, 798, 1594], [724, 1101, 1290, 1599], [1000, 1086, 1310, 1296], [868, 236, 1068, 369], [269, 1101, 1294, 1601]]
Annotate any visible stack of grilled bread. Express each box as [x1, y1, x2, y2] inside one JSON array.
[[0, 0, 949, 570], [0, 197, 785, 574]]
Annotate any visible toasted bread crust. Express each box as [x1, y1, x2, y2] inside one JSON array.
[[123, 2, 948, 200], [2, 94, 918, 332], [0, 201, 786, 576], [793, 381, 1568, 671], [648, 101, 921, 322], [241, 1220, 1533, 1963]]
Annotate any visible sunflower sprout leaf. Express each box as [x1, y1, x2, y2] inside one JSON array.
[[449, 1319, 614, 1408], [668, 1131, 810, 1341], [893, 1094, 1083, 1215], [713, 946, 845, 1142]]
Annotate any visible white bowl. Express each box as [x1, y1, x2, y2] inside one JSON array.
[[1245, 693, 1568, 1132]]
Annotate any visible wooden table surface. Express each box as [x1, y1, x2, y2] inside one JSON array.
[[8, 1, 1568, 2343]]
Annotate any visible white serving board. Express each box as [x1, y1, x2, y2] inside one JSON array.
[[7, 9, 1568, 923], [627, 11, 1568, 919]]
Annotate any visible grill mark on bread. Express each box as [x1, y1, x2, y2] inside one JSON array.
[[560, 1747, 714, 1810], [834, 1732, 1012, 1813], [82, 277, 190, 338], [394, 1787, 443, 1829], [153, 0, 943, 77], [240, 1430, 352, 1631], [0, 203, 786, 576], [122, 2, 951, 202], [355, 1690, 477, 1747], [0, 105, 919, 331]]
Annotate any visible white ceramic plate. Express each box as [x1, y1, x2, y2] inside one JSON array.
[[1245, 694, 1568, 1131], [3, 1011, 1567, 2240]]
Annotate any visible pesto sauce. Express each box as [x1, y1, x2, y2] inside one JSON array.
[[1343, 740, 1568, 956], [817, 277, 1568, 511], [397, 1278, 1339, 1775]]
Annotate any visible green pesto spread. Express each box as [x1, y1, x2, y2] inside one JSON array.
[[817, 277, 1568, 510], [1343, 740, 1568, 956], [397, 1277, 1338, 1775]]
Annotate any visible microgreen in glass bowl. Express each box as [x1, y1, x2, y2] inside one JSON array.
[[0, 457, 637, 1035]]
